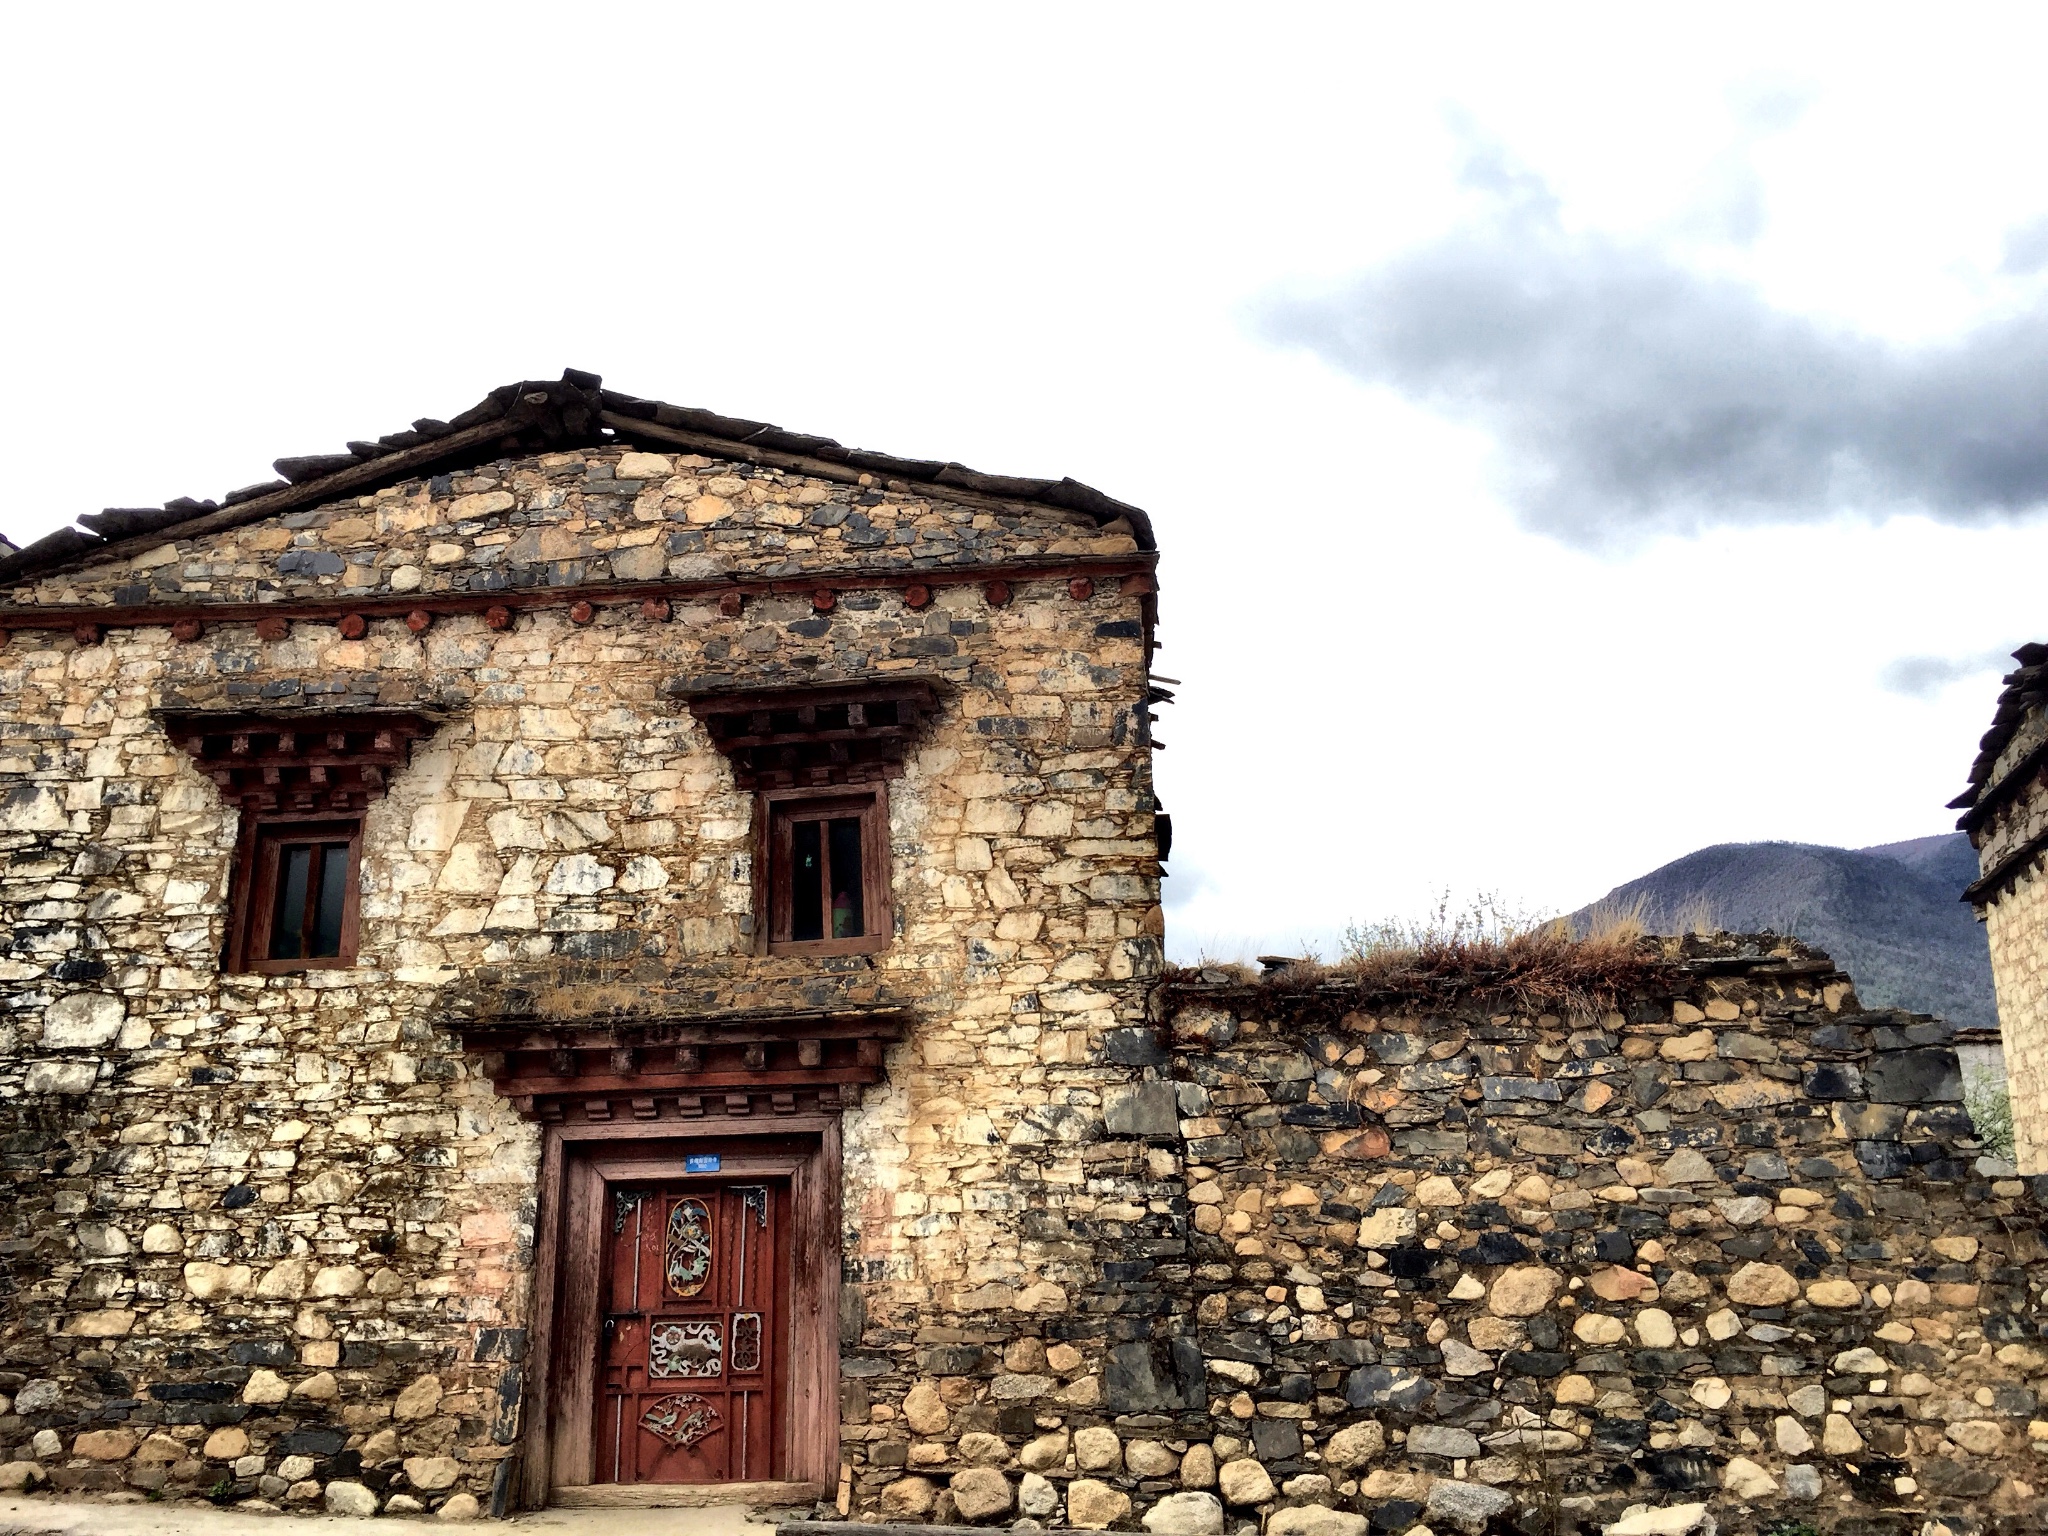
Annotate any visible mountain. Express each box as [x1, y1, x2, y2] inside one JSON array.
[[1570, 832, 1995, 1031]]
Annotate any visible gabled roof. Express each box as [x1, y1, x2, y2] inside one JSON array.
[[0, 369, 1155, 586], [1950, 641, 2048, 823]]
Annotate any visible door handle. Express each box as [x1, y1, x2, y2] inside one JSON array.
[[603, 1312, 644, 1334]]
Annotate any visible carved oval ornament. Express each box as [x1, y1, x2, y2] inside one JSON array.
[[666, 1198, 712, 1297]]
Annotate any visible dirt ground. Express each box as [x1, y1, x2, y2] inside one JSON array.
[[0, 1496, 777, 1536]]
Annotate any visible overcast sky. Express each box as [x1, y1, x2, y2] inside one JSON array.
[[4, 6, 2045, 962]]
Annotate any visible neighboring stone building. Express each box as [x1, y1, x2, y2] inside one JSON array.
[[1956, 643, 2048, 1173]]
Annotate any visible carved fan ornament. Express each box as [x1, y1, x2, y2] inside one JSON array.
[[639, 1393, 721, 1449], [666, 1198, 712, 1297]]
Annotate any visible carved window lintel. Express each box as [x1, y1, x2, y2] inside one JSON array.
[[162, 709, 436, 815], [684, 680, 938, 790], [161, 710, 434, 973]]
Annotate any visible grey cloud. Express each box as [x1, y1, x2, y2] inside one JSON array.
[[1259, 155, 2048, 548], [1878, 648, 2019, 699]]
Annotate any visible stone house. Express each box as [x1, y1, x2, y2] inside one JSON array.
[[1956, 642, 2048, 1172], [0, 371, 1167, 1515]]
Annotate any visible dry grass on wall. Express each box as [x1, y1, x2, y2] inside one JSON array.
[[1169, 896, 1757, 1018]]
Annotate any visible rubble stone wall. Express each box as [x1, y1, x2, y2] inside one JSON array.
[[0, 443, 1162, 1516], [832, 941, 2046, 1536]]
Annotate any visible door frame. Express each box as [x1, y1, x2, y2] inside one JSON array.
[[517, 1115, 841, 1510]]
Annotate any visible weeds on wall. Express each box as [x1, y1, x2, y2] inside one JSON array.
[[1328, 891, 1668, 1015], [1503, 1415, 1574, 1536], [1341, 891, 1565, 960], [1173, 892, 1673, 1017]]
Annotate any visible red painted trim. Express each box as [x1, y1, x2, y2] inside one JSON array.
[[0, 554, 1156, 633]]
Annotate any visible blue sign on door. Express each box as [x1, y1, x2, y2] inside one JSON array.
[[684, 1154, 721, 1173]]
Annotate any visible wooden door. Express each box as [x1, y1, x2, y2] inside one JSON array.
[[595, 1181, 787, 1484]]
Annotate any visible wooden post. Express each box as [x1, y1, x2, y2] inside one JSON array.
[[337, 613, 367, 640], [569, 600, 596, 625], [405, 610, 433, 634], [255, 616, 289, 641], [170, 618, 203, 643], [485, 606, 514, 631]]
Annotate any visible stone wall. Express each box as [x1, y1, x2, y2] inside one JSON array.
[[829, 937, 2046, 1536], [0, 442, 1163, 1516]]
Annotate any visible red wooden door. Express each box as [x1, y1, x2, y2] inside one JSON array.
[[595, 1181, 786, 1484]]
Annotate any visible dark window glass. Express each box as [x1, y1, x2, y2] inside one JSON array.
[[791, 819, 824, 942], [269, 845, 314, 959], [768, 794, 885, 954], [828, 817, 863, 938], [267, 840, 351, 961], [312, 843, 349, 957]]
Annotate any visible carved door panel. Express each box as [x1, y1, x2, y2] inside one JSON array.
[[596, 1181, 786, 1484]]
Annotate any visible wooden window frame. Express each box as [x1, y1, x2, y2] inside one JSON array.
[[227, 812, 365, 974], [756, 784, 891, 958]]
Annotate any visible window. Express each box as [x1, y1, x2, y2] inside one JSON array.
[[762, 787, 890, 956], [164, 710, 425, 976], [230, 818, 363, 972], [686, 681, 929, 962]]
